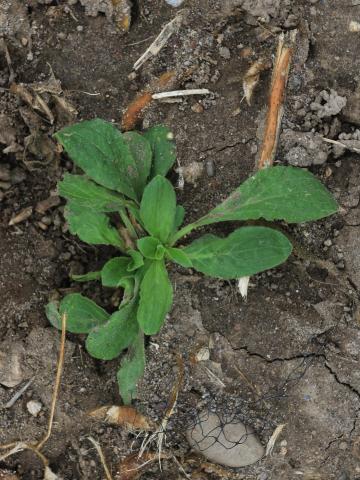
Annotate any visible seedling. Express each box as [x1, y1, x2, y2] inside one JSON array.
[[46, 118, 338, 404]]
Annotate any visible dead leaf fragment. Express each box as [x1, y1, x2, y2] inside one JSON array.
[[36, 195, 61, 214], [0, 470, 19, 480], [243, 60, 271, 105], [8, 206, 33, 226], [89, 405, 154, 431], [115, 452, 170, 480]]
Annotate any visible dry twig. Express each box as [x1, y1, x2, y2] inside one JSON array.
[[258, 32, 296, 169], [88, 437, 113, 480]]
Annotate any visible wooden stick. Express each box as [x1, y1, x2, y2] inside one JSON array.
[[258, 32, 296, 170]]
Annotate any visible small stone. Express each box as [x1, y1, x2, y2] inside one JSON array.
[[0, 344, 24, 388], [21, 37, 28, 46], [186, 411, 264, 467], [324, 239, 332, 247], [219, 47, 231, 60], [57, 32, 67, 40], [26, 400, 42, 417], [76, 25, 84, 32], [0, 165, 11, 181], [191, 103, 204, 113]]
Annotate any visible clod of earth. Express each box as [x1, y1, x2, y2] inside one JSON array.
[[186, 411, 265, 467]]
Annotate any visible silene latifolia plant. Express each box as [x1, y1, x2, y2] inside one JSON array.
[[46, 118, 338, 404]]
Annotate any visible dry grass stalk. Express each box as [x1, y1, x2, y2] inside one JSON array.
[[258, 32, 296, 170]]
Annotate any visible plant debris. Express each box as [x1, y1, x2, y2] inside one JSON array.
[[88, 406, 154, 431]]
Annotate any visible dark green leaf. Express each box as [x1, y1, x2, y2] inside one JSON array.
[[117, 332, 145, 405], [123, 131, 152, 198], [140, 176, 176, 244], [137, 236, 165, 260], [71, 271, 101, 282], [173, 166, 338, 242], [46, 294, 109, 333], [127, 250, 144, 272], [101, 257, 131, 287], [166, 247, 192, 268], [199, 166, 338, 225], [55, 119, 139, 200], [137, 260, 173, 335], [144, 125, 176, 178], [183, 227, 292, 279], [65, 202, 125, 249], [86, 301, 139, 360], [59, 174, 128, 212]]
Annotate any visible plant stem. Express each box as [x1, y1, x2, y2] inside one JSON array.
[[119, 208, 138, 240]]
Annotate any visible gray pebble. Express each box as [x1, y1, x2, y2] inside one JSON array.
[[219, 47, 231, 59], [205, 159, 215, 177], [186, 411, 264, 467]]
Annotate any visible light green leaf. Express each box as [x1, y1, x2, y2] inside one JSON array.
[[65, 202, 125, 249], [127, 250, 144, 271], [183, 227, 292, 279], [55, 119, 139, 201], [71, 271, 101, 282], [166, 247, 193, 268], [173, 205, 185, 232], [123, 131, 152, 198], [117, 332, 145, 405], [46, 294, 109, 333], [173, 166, 338, 242], [140, 176, 176, 244], [59, 174, 128, 212], [137, 236, 165, 260], [101, 257, 131, 287], [137, 260, 173, 335], [86, 301, 139, 360], [143, 125, 176, 178]]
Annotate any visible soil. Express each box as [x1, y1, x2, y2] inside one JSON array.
[[1, 0, 360, 479]]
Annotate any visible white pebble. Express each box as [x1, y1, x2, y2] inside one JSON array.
[[27, 400, 42, 417]]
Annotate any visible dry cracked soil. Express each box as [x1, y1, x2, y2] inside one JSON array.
[[1, 0, 360, 479]]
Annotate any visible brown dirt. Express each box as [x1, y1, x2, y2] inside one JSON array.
[[1, 0, 360, 479]]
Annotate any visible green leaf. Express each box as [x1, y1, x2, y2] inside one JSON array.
[[65, 202, 125, 249], [86, 301, 139, 360], [71, 271, 101, 282], [183, 226, 292, 279], [122, 131, 152, 198], [46, 294, 109, 333], [55, 119, 140, 201], [101, 257, 131, 287], [173, 166, 338, 242], [59, 174, 128, 212], [140, 176, 176, 244], [137, 260, 173, 335], [143, 125, 176, 178], [117, 332, 145, 405], [127, 250, 144, 271], [166, 247, 193, 268], [174, 205, 185, 231], [137, 236, 165, 260]]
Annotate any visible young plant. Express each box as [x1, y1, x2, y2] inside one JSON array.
[[46, 118, 338, 404]]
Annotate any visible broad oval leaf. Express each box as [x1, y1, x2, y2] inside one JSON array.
[[173, 205, 185, 232], [140, 176, 176, 244], [198, 166, 338, 225], [137, 260, 173, 335], [65, 202, 125, 249], [166, 247, 193, 268], [183, 226, 292, 279], [123, 131, 152, 198], [117, 332, 145, 405], [55, 119, 140, 201], [143, 125, 176, 178], [86, 301, 139, 360], [46, 294, 109, 333], [101, 257, 132, 287], [59, 174, 128, 212]]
